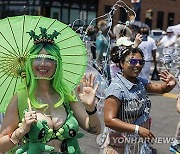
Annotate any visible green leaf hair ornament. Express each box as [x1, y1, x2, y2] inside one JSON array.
[[27, 27, 60, 44]]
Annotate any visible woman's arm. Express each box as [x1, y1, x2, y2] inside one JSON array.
[[72, 74, 101, 135], [70, 100, 101, 135], [0, 94, 37, 153], [0, 94, 20, 152], [104, 96, 154, 139]]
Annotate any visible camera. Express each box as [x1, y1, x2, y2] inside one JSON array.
[[142, 34, 148, 41], [141, 28, 149, 41]]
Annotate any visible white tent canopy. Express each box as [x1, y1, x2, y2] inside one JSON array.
[[168, 24, 180, 35]]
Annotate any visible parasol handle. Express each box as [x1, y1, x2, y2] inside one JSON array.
[[21, 72, 32, 112], [27, 98, 32, 112]]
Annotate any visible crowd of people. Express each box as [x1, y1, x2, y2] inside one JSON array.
[[85, 21, 180, 81], [0, 16, 179, 154], [85, 20, 179, 153]]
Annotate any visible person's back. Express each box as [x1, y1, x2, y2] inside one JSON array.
[[96, 32, 109, 63], [95, 20, 112, 82], [139, 36, 157, 62]]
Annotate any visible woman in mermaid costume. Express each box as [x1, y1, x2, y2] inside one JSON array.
[[0, 27, 101, 153]]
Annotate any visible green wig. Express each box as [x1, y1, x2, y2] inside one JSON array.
[[25, 43, 77, 110]]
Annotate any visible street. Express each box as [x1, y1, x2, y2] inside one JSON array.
[[79, 86, 179, 154]]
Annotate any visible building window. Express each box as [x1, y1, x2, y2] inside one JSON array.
[[0, 0, 97, 27], [86, 3, 97, 26], [59, 1, 97, 26], [157, 11, 164, 29], [87, 11, 96, 25], [0, 0, 41, 17], [104, 5, 112, 14], [145, 9, 153, 29], [168, 12, 174, 26], [119, 7, 127, 23], [61, 8, 69, 24], [70, 9, 80, 24], [0, 5, 2, 18], [51, 7, 61, 20]]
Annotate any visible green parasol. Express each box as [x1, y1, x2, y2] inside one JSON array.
[[0, 15, 87, 113]]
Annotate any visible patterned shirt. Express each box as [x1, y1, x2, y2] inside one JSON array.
[[106, 73, 151, 125]]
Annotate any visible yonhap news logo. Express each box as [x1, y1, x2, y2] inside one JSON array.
[[96, 132, 175, 148], [110, 136, 175, 144]]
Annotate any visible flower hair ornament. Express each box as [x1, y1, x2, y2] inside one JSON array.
[[111, 46, 129, 63], [118, 46, 129, 59], [0, 15, 87, 112]]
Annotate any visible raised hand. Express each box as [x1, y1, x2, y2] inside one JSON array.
[[159, 70, 176, 86], [21, 111, 37, 134], [77, 74, 98, 109], [133, 33, 142, 48]]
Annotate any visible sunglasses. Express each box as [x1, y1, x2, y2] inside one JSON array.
[[125, 58, 145, 66], [30, 54, 58, 65]]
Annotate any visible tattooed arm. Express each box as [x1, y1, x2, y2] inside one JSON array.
[[71, 74, 101, 135], [86, 111, 99, 134], [70, 101, 101, 135]]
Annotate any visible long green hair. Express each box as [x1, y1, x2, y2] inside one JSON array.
[[25, 43, 77, 109]]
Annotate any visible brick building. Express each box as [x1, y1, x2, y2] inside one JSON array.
[[0, 0, 180, 30], [98, 0, 180, 30]]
